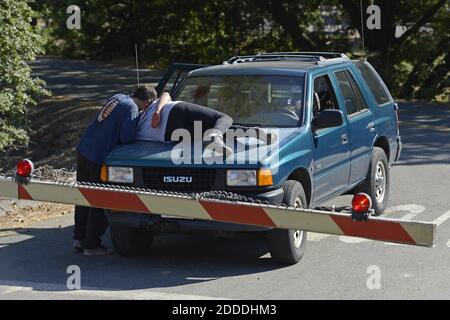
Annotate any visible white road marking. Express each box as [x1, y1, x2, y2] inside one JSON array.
[[384, 242, 404, 246], [0, 230, 20, 237], [1, 286, 23, 295], [0, 233, 34, 244], [0, 280, 229, 300], [432, 210, 450, 227], [446, 240, 450, 248], [400, 213, 420, 220], [307, 232, 330, 241], [186, 277, 218, 281], [385, 204, 425, 217], [339, 236, 369, 244]]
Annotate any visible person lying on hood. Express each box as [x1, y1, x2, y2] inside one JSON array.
[[134, 90, 233, 156]]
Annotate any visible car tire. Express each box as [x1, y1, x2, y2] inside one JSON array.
[[110, 224, 154, 256], [267, 180, 307, 265], [355, 147, 390, 215]]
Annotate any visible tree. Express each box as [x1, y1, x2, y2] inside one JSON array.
[[33, 0, 449, 100], [218, 0, 449, 100], [253, 0, 449, 99], [33, 0, 275, 64], [338, 0, 449, 98], [0, 0, 48, 152]]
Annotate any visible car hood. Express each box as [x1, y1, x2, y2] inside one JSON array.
[[105, 127, 301, 168]]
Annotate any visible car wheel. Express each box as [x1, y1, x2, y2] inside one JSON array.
[[267, 180, 307, 265], [355, 147, 390, 215], [110, 224, 154, 256]]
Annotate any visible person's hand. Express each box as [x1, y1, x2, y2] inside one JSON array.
[[151, 112, 161, 128]]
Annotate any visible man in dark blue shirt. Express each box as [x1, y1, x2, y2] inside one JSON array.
[[74, 85, 157, 256]]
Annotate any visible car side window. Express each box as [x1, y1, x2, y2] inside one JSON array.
[[312, 74, 338, 118], [354, 61, 391, 105], [346, 71, 368, 111], [335, 71, 359, 115]]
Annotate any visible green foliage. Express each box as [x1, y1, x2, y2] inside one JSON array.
[[333, 0, 449, 100], [33, 0, 449, 101], [0, 0, 49, 152]]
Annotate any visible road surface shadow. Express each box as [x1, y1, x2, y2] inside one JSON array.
[[0, 224, 287, 292], [396, 102, 450, 166]]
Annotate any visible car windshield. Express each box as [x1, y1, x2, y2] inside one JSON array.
[[174, 75, 305, 127]]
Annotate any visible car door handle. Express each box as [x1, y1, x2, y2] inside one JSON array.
[[341, 134, 348, 144], [368, 122, 376, 132]]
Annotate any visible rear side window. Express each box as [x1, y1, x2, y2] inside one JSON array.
[[346, 71, 368, 111], [354, 61, 392, 105], [335, 71, 359, 115]]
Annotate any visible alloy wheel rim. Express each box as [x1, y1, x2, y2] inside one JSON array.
[[375, 161, 386, 202], [293, 198, 304, 248]]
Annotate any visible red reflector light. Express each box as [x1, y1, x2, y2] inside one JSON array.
[[352, 193, 372, 213], [17, 159, 34, 177]]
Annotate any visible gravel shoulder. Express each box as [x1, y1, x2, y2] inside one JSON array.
[[0, 201, 73, 231]]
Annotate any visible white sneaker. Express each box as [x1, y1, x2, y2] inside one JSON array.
[[205, 135, 233, 158]]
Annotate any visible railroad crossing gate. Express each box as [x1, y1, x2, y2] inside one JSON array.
[[0, 176, 436, 247]]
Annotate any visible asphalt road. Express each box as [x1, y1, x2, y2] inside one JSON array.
[[31, 57, 163, 101], [0, 59, 449, 299]]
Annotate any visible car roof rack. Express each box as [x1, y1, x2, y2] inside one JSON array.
[[225, 52, 349, 65]]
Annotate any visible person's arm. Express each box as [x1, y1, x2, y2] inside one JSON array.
[[151, 92, 172, 128], [120, 103, 140, 143]]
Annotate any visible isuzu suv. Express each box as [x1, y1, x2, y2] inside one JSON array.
[[101, 53, 402, 264]]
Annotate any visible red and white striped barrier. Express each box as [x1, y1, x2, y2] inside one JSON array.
[[0, 176, 436, 247]]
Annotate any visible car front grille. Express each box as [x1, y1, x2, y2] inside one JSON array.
[[142, 167, 216, 192]]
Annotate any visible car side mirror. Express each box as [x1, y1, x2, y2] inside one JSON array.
[[313, 109, 344, 130]]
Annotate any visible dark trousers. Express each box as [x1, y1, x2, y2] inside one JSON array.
[[164, 102, 233, 141], [73, 153, 109, 249]]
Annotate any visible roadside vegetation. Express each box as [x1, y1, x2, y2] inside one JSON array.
[[33, 0, 449, 101], [0, 0, 48, 155]]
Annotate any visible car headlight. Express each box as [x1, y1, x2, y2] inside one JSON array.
[[103, 166, 134, 183], [227, 170, 257, 186]]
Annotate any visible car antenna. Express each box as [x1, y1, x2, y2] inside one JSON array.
[[135, 43, 140, 87], [359, 0, 366, 60]]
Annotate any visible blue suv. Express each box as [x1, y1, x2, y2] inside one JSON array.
[[103, 53, 402, 264]]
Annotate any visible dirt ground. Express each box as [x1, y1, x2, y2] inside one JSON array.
[[0, 96, 96, 228], [0, 203, 73, 232], [21, 96, 100, 168]]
